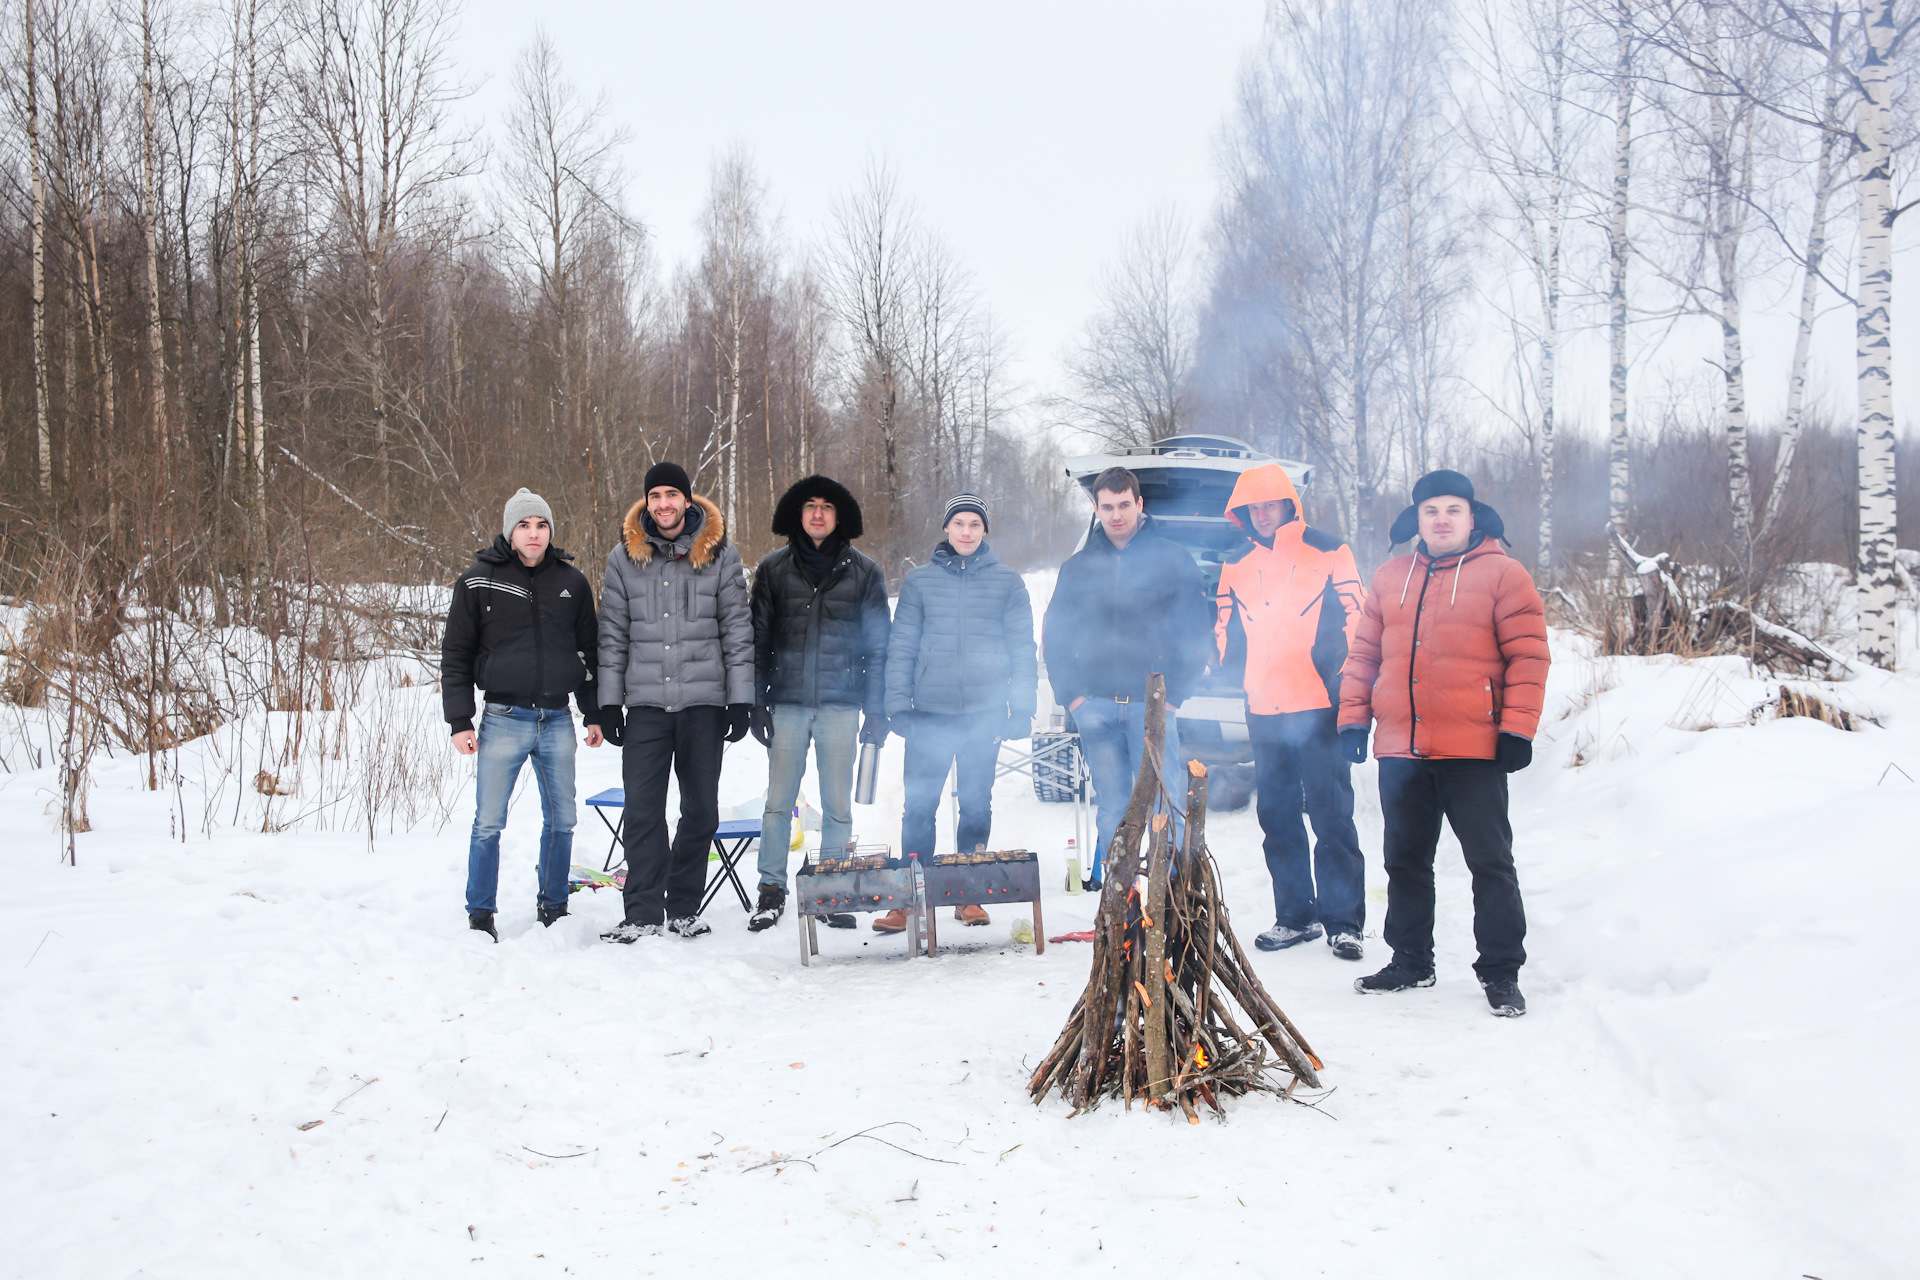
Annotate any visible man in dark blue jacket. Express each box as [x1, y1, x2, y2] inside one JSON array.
[[442, 488, 604, 940], [879, 493, 1037, 930], [747, 476, 891, 930], [1042, 467, 1212, 886]]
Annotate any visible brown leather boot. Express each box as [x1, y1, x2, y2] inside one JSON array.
[[872, 909, 908, 933], [955, 904, 990, 926]]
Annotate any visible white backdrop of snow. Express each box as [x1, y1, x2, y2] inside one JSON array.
[[3, 577, 1915, 1277]]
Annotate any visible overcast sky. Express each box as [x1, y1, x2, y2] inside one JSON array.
[[454, 0, 1266, 404], [452, 0, 1917, 437]]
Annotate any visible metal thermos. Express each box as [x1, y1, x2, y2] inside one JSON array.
[[854, 741, 880, 805]]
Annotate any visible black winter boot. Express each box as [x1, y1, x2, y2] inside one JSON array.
[[537, 905, 567, 927], [748, 884, 787, 932], [469, 910, 498, 942], [1354, 960, 1435, 994]]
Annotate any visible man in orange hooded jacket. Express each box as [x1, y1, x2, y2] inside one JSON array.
[[1338, 471, 1549, 1016], [1216, 464, 1369, 960]]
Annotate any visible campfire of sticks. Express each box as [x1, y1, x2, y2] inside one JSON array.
[[1028, 675, 1324, 1121]]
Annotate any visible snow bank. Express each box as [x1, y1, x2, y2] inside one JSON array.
[[2, 600, 1913, 1277]]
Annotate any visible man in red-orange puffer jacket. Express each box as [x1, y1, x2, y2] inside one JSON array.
[[1214, 464, 1368, 961], [1338, 470, 1549, 1017]]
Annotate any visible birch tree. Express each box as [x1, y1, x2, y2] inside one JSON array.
[[1656, 0, 1916, 664], [691, 148, 773, 536], [905, 228, 986, 504], [1461, 0, 1589, 581], [1850, 0, 1908, 668], [1639, 2, 1772, 572], [1212, 0, 1457, 544], [1606, 0, 1637, 575], [136, 0, 168, 457], [24, 0, 52, 495], [499, 28, 633, 530], [292, 0, 472, 517], [1059, 208, 1195, 449], [1758, 25, 1846, 542], [825, 159, 914, 551]]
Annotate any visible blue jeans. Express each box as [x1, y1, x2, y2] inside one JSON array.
[[900, 710, 1002, 858], [1075, 697, 1183, 882], [466, 703, 577, 914], [758, 704, 859, 887]]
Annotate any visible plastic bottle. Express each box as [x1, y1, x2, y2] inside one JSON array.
[[909, 853, 927, 928], [1064, 838, 1083, 895]]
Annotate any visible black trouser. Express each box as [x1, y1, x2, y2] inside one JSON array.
[[619, 705, 725, 926], [1247, 708, 1365, 936], [1378, 757, 1526, 983]]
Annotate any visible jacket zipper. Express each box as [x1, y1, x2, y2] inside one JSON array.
[[529, 558, 544, 705], [1406, 557, 1436, 756], [957, 554, 969, 713]]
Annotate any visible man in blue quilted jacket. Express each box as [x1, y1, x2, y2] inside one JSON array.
[[879, 493, 1037, 931]]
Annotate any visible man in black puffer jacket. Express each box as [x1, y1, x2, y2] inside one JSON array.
[[879, 493, 1037, 932], [442, 488, 604, 940], [746, 476, 891, 930]]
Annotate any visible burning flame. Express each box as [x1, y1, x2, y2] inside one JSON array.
[[1194, 1046, 1209, 1070]]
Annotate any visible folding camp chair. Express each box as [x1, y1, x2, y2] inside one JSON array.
[[582, 786, 758, 914]]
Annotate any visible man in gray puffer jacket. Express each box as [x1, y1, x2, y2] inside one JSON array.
[[879, 493, 1037, 931], [598, 462, 754, 941]]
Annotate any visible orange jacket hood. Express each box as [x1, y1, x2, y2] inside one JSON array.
[[1223, 465, 1301, 531]]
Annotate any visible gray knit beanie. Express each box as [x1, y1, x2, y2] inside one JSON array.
[[502, 487, 554, 537]]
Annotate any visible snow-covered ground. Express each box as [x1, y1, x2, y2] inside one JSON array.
[[4, 604, 1916, 1278]]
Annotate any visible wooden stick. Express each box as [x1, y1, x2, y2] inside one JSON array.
[[1142, 814, 1173, 1102]]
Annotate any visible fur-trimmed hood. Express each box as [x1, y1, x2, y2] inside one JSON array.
[[623, 494, 727, 567], [771, 475, 864, 541]]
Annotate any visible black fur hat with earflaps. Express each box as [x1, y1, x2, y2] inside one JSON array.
[[771, 475, 864, 541], [1387, 469, 1508, 547]]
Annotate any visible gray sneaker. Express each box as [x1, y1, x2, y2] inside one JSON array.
[[1482, 979, 1527, 1017], [667, 916, 712, 939], [1255, 922, 1324, 951], [1327, 932, 1364, 961], [600, 921, 663, 944]]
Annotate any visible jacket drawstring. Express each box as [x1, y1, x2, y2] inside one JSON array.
[[1397, 556, 1419, 607], [1451, 557, 1462, 608]]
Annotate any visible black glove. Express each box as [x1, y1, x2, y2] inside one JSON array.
[[750, 705, 775, 748], [1000, 712, 1032, 742], [1337, 728, 1368, 765], [859, 714, 889, 747], [724, 703, 752, 744], [1496, 732, 1532, 773], [600, 706, 625, 748]]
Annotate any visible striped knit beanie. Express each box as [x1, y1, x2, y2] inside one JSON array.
[[942, 493, 988, 533]]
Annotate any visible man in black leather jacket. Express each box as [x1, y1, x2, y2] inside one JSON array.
[[746, 476, 891, 930]]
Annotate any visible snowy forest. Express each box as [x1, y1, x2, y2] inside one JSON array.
[[0, 0, 1914, 634], [2, 0, 1917, 1275]]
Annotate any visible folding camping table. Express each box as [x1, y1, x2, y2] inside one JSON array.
[[583, 786, 759, 915]]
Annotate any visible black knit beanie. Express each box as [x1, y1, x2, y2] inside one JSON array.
[[644, 461, 692, 498]]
